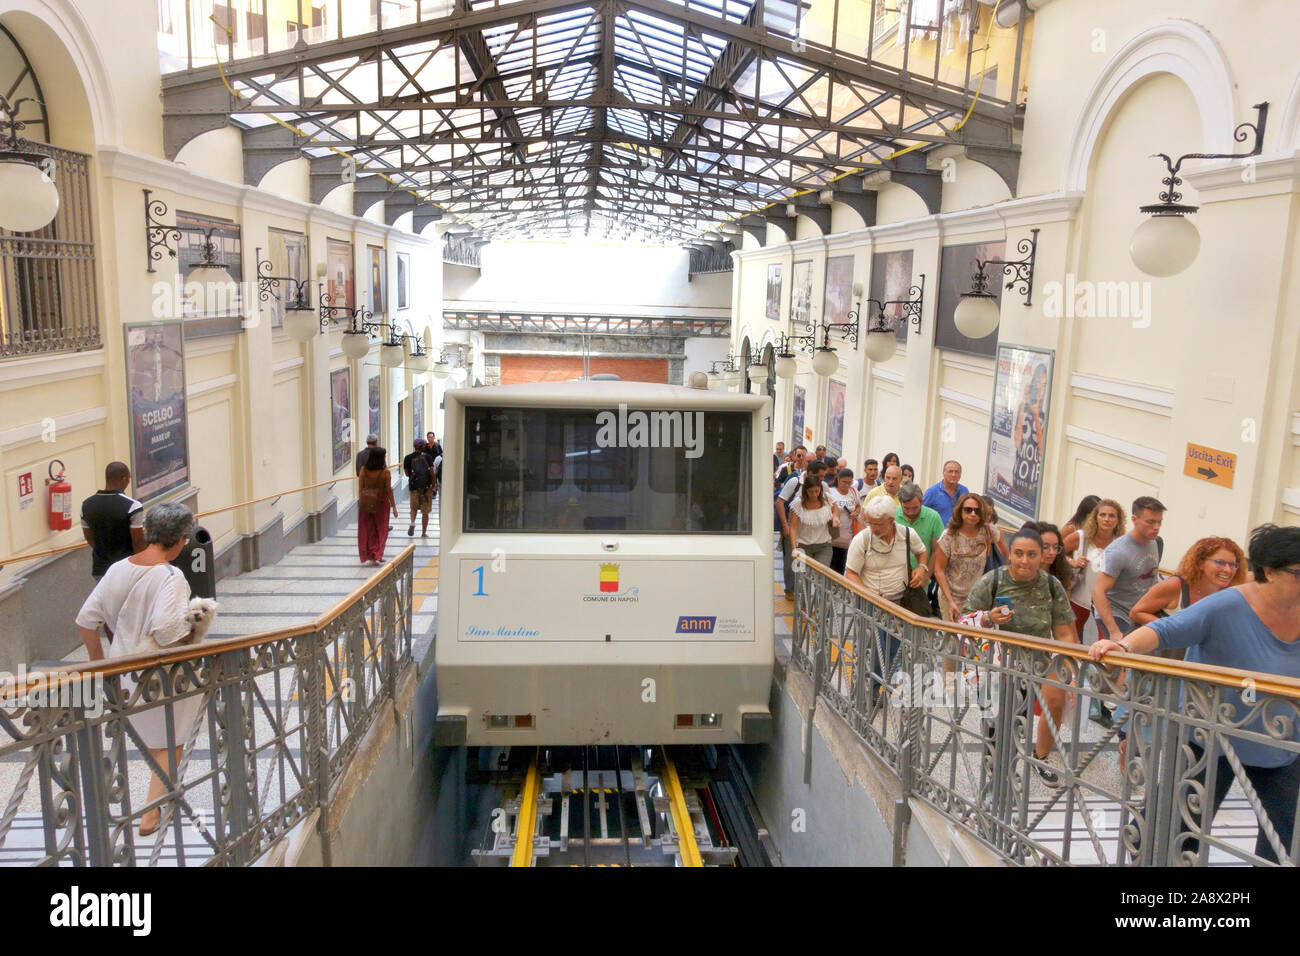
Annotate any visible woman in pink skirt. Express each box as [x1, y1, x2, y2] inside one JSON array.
[[357, 447, 398, 565]]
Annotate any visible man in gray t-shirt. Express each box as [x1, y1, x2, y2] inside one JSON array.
[[1093, 496, 1165, 641]]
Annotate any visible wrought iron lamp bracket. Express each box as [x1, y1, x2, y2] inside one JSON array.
[[255, 251, 312, 310], [143, 188, 182, 274], [972, 231, 1038, 307], [853, 274, 927, 341], [1142, 102, 1269, 212]]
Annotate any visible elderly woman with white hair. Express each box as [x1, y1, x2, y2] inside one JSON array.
[[75, 502, 203, 836]]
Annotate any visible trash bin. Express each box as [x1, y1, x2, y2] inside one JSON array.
[[170, 524, 216, 599]]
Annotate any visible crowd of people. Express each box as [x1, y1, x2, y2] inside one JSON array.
[[775, 446, 1300, 859]]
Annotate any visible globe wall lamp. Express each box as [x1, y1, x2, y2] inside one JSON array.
[[858, 275, 927, 364], [772, 326, 837, 379], [953, 228, 1039, 339], [0, 95, 59, 232], [1130, 102, 1268, 277], [746, 353, 769, 385], [255, 248, 316, 338], [707, 354, 742, 389]]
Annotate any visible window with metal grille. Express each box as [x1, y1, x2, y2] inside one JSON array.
[[0, 143, 100, 359]]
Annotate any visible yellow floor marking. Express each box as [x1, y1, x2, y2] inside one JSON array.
[[415, 567, 439, 579], [413, 580, 439, 595]]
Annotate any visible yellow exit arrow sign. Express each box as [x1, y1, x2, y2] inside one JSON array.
[[1184, 443, 1236, 489]]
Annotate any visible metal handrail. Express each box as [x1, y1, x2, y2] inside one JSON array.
[[0, 463, 404, 569], [796, 552, 1300, 700], [790, 554, 1300, 866], [0, 544, 416, 695], [0, 545, 416, 866]]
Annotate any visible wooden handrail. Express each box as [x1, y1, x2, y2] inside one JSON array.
[[795, 551, 1300, 701], [0, 544, 418, 693], [0, 464, 404, 569]]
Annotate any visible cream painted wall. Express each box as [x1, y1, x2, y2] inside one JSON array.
[[727, 0, 1300, 570], [0, 0, 444, 587]]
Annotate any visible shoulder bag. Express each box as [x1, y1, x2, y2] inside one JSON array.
[[899, 526, 937, 618]]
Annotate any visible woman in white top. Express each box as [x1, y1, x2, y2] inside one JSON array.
[[1062, 498, 1126, 643], [75, 503, 201, 836], [789, 478, 839, 569], [824, 467, 861, 575]]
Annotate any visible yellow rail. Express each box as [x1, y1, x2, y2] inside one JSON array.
[[662, 751, 703, 868], [510, 751, 541, 868]]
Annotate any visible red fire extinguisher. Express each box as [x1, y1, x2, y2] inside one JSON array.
[[47, 459, 72, 531]]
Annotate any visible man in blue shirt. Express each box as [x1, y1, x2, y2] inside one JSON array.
[[922, 460, 968, 525]]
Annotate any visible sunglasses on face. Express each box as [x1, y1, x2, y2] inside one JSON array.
[[961, 506, 981, 514], [1273, 566, 1300, 580], [1209, 559, 1239, 571]]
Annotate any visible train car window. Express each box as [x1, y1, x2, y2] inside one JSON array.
[[462, 406, 752, 533]]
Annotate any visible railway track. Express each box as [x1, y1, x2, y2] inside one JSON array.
[[472, 745, 772, 867]]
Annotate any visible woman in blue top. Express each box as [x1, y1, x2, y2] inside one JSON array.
[[1089, 524, 1300, 864]]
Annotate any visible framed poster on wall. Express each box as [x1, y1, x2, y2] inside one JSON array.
[[396, 252, 410, 310], [936, 240, 1006, 357], [176, 210, 243, 337], [984, 344, 1054, 525], [330, 367, 352, 474], [368, 245, 386, 313], [266, 228, 308, 330], [870, 249, 914, 343], [765, 263, 782, 320], [368, 374, 381, 441], [791, 384, 806, 452], [325, 238, 354, 316], [413, 384, 425, 440], [823, 255, 855, 327], [825, 379, 846, 460], [124, 321, 190, 502], [789, 259, 814, 329]]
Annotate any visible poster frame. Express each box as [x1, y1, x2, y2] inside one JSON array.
[[330, 366, 352, 475], [791, 384, 806, 452], [825, 379, 846, 460], [983, 343, 1055, 526], [789, 259, 814, 329], [765, 262, 782, 320], [123, 319, 190, 503]]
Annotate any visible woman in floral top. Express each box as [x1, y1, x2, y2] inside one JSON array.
[[934, 492, 992, 621]]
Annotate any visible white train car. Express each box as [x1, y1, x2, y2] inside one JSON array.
[[433, 380, 774, 746]]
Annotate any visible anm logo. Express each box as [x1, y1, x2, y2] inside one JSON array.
[[675, 616, 716, 634]]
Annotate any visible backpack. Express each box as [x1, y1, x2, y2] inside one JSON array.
[[409, 453, 432, 491], [358, 472, 383, 515]]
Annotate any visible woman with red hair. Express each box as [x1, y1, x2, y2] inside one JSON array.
[[1130, 536, 1247, 626]]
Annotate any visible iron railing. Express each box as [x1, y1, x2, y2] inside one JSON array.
[[0, 143, 100, 358], [442, 234, 482, 268], [0, 546, 414, 866], [791, 556, 1300, 866], [688, 242, 735, 276], [442, 310, 730, 337]]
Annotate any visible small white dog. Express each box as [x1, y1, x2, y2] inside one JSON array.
[[186, 597, 219, 641]]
